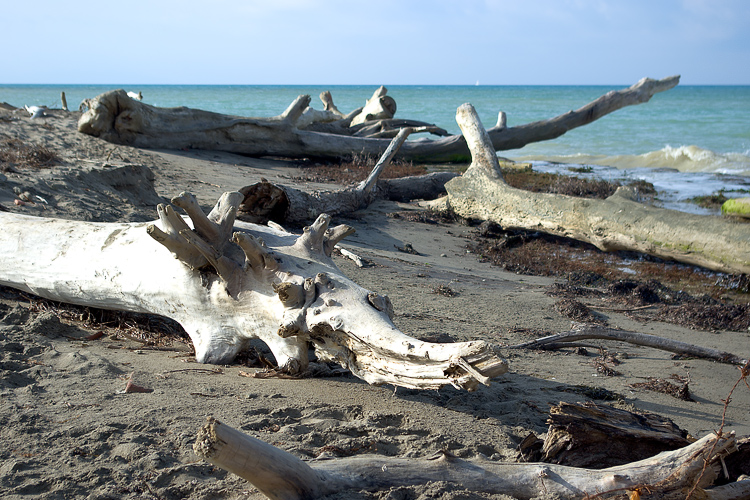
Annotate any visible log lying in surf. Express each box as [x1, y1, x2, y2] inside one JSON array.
[[77, 76, 679, 163], [443, 102, 750, 275]]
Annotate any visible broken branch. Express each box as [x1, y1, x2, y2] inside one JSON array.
[[194, 417, 740, 500], [508, 323, 749, 366]]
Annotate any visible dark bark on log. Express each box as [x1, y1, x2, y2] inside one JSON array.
[[77, 76, 679, 163], [537, 402, 691, 469], [349, 119, 450, 138]]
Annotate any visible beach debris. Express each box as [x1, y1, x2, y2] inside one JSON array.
[[444, 101, 750, 275], [24, 105, 48, 119], [236, 127, 457, 224], [530, 402, 691, 468], [507, 322, 749, 367], [193, 416, 746, 500], [0, 191, 507, 390], [337, 247, 367, 268], [118, 373, 153, 394], [395, 242, 421, 255], [630, 375, 694, 401], [76, 76, 678, 163]]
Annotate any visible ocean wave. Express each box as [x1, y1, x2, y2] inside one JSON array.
[[513, 145, 750, 176]]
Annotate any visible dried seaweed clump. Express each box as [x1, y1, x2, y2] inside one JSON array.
[[554, 298, 599, 323], [656, 302, 750, 331], [4, 285, 190, 347], [432, 284, 457, 297], [0, 138, 61, 170], [630, 375, 694, 402], [292, 154, 426, 185]]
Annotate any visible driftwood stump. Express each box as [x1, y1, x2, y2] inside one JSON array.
[[519, 402, 691, 469]]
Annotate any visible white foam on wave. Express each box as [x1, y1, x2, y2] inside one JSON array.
[[514, 146, 750, 176]]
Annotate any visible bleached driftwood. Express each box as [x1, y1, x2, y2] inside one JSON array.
[[238, 127, 412, 224], [444, 103, 750, 275], [0, 192, 507, 390], [193, 417, 745, 500], [77, 76, 679, 163], [237, 127, 457, 224], [349, 85, 396, 126]]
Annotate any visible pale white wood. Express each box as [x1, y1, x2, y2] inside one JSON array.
[[445, 103, 750, 275], [0, 192, 507, 390], [194, 418, 741, 500], [350, 85, 396, 126]]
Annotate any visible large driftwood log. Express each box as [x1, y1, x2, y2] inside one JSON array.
[[0, 192, 507, 390], [238, 172, 457, 224], [193, 417, 745, 500], [236, 127, 457, 224], [77, 76, 679, 163], [444, 103, 750, 275]]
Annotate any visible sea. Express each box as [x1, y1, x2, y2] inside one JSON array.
[[2, 83, 749, 215]]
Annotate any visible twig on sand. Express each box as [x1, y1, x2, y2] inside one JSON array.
[[508, 322, 749, 366]]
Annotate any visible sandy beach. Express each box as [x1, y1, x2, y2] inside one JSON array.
[[1, 106, 749, 499]]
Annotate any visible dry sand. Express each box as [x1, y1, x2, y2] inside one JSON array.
[[1, 107, 748, 500]]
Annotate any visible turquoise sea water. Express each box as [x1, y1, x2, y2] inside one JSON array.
[[2, 83, 750, 213]]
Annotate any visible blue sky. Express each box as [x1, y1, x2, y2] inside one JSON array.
[[3, 0, 748, 85]]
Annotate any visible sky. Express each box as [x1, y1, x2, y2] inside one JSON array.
[[2, 0, 748, 85]]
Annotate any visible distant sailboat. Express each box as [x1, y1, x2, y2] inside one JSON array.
[[475, 80, 480, 86]]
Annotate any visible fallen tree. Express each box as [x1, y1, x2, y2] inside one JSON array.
[[236, 127, 457, 224], [77, 76, 679, 163], [444, 103, 750, 275], [193, 417, 747, 500]]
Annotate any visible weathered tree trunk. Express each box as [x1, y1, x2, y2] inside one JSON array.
[[193, 417, 743, 500], [0, 190, 508, 390], [444, 103, 750, 275], [78, 76, 679, 163], [238, 172, 457, 224], [236, 127, 458, 224]]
